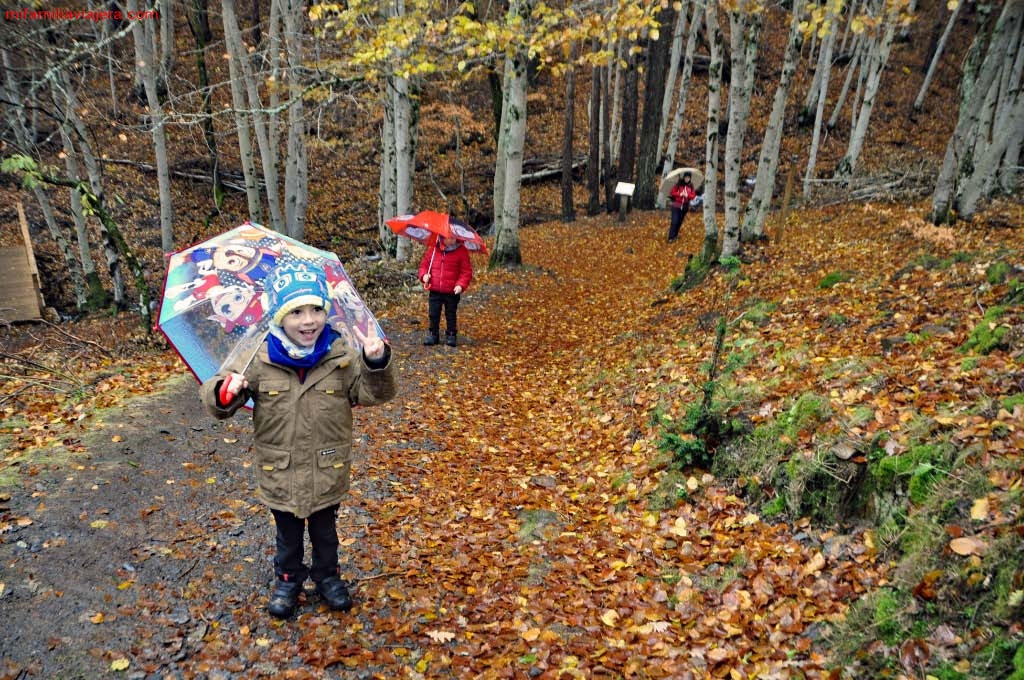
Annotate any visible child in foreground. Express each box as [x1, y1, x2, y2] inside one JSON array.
[[200, 261, 397, 618]]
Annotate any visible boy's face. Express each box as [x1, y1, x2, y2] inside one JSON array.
[[280, 304, 328, 347]]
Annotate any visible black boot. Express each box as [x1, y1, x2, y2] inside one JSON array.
[[423, 331, 439, 346], [315, 575, 354, 611], [267, 578, 303, 619], [445, 331, 457, 347]]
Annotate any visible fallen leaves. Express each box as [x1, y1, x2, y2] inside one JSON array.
[[948, 536, 987, 556]]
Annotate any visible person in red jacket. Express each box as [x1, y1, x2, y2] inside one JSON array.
[[418, 234, 473, 347], [667, 172, 698, 242]]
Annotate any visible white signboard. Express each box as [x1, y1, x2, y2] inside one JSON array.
[[614, 182, 635, 197]]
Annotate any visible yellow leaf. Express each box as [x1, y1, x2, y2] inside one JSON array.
[[256, 637, 271, 647], [802, 551, 826, 576], [521, 627, 541, 641], [110, 658, 129, 671], [969, 497, 989, 521], [669, 517, 688, 537], [117, 580, 134, 590], [111, 435, 123, 443], [90, 612, 105, 624], [600, 609, 620, 626], [740, 512, 760, 526], [90, 520, 109, 529]]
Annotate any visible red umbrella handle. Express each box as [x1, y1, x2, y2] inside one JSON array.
[[219, 375, 235, 405]]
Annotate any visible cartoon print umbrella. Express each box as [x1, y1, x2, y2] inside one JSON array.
[[157, 222, 386, 405], [658, 167, 704, 198], [385, 210, 489, 255]]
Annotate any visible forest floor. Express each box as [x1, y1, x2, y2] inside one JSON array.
[[2, 197, 1022, 679]]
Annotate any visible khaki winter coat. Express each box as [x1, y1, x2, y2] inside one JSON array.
[[200, 338, 397, 518]]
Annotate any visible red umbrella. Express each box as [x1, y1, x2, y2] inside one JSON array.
[[385, 210, 489, 255]]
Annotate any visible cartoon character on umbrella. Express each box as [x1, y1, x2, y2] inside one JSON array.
[[197, 259, 397, 620]]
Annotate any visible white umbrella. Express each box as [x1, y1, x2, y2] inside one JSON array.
[[658, 167, 704, 198]]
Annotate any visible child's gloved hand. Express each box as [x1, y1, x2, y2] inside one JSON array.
[[218, 372, 248, 405]]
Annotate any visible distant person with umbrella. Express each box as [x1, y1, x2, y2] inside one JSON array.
[[667, 171, 698, 242], [199, 260, 397, 619], [418, 233, 473, 347]]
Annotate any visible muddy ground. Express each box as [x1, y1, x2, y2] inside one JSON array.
[[1, 318, 441, 680]]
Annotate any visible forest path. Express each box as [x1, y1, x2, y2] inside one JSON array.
[[2, 212, 874, 679]]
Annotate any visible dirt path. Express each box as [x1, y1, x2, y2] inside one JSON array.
[[2, 215, 868, 679]]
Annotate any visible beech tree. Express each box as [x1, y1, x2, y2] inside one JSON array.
[[698, 0, 724, 266], [126, 0, 173, 252], [834, 0, 901, 180], [931, 0, 1024, 222], [222, 0, 284, 232], [741, 0, 808, 241], [1, 54, 90, 310], [659, 2, 703, 210], [803, 0, 841, 197], [720, 1, 763, 258], [913, 1, 961, 111], [634, 4, 674, 210]]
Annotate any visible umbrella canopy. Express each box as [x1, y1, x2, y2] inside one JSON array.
[[385, 210, 489, 255], [157, 222, 385, 400], [658, 167, 704, 198]]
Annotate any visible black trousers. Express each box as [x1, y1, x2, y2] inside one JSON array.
[[427, 291, 461, 335], [668, 205, 689, 241], [270, 504, 339, 583]]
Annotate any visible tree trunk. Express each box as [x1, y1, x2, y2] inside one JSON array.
[[929, 3, 1013, 223], [660, 2, 703, 209], [1, 56, 89, 310], [380, 83, 398, 256], [658, 4, 689, 168], [616, 47, 639, 214], [491, 12, 528, 268], [700, 0, 723, 266], [587, 46, 602, 216], [835, 1, 898, 179], [741, 0, 806, 241], [635, 4, 675, 210], [914, 3, 961, 111], [560, 40, 577, 223], [802, 3, 838, 197], [394, 71, 414, 260], [827, 33, 863, 130], [222, 0, 262, 223], [185, 0, 225, 213], [160, 0, 175, 74], [127, 0, 174, 252], [282, 0, 309, 240], [223, 0, 284, 232], [52, 77, 111, 308], [721, 4, 762, 257], [602, 63, 615, 210], [959, 95, 1024, 216]]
